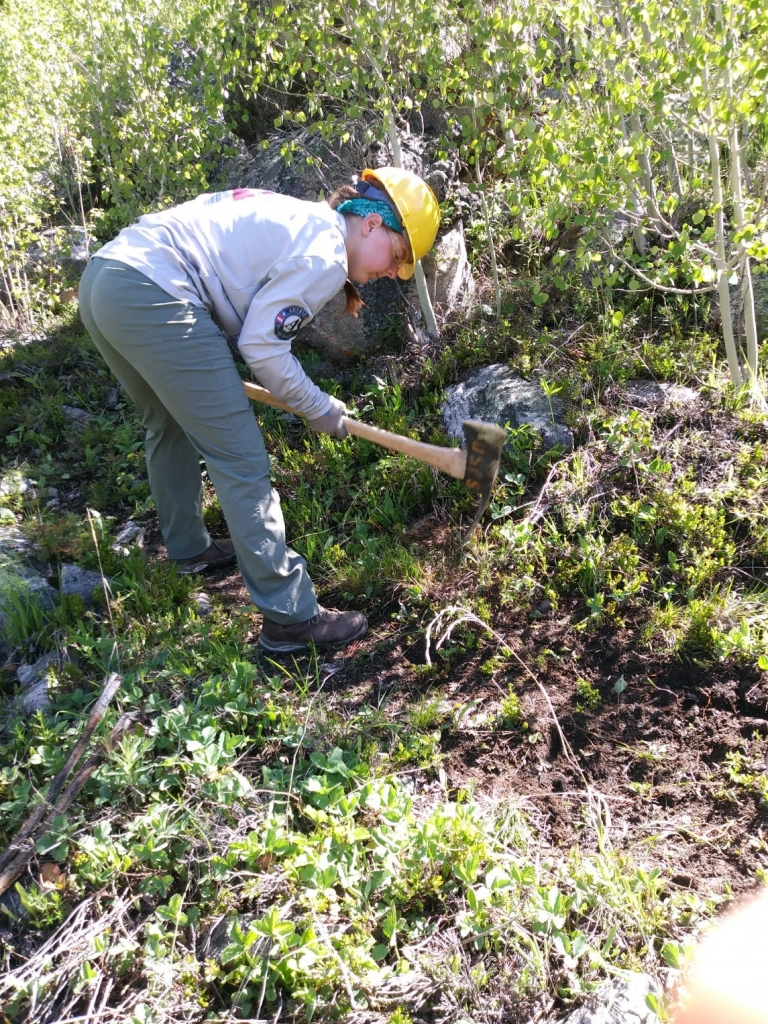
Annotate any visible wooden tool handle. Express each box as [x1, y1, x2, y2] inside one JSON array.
[[243, 380, 467, 480]]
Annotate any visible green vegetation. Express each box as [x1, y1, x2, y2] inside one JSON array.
[[1, 0, 768, 1020], [2, 294, 765, 1022]]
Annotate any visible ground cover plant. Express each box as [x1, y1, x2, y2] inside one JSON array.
[[1, 0, 768, 1021], [1, 291, 767, 1022]]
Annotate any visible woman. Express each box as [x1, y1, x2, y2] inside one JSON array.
[[78, 167, 440, 652]]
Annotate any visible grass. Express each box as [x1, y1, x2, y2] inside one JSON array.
[[1, 289, 767, 1021]]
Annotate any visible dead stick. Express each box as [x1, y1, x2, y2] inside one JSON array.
[[0, 673, 122, 893], [0, 712, 135, 898]]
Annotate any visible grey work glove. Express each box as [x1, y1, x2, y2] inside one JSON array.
[[306, 395, 348, 438]]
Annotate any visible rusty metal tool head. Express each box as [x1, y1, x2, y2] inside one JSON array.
[[460, 420, 507, 538]]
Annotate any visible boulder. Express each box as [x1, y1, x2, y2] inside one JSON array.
[[562, 972, 660, 1024], [422, 222, 475, 317], [442, 364, 573, 452], [298, 277, 408, 362]]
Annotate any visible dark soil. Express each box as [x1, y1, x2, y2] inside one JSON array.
[[186, 545, 768, 904]]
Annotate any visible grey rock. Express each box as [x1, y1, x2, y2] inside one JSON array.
[[66, 228, 92, 273], [17, 652, 57, 689], [0, 476, 38, 500], [223, 125, 431, 200], [191, 591, 212, 616], [422, 222, 476, 317], [22, 679, 52, 716], [299, 277, 411, 362], [0, 525, 34, 555], [59, 564, 108, 606], [104, 387, 120, 410], [61, 404, 91, 425], [112, 520, 145, 555], [604, 211, 635, 251], [623, 380, 699, 409], [17, 652, 60, 717], [442, 364, 573, 452], [198, 915, 267, 963], [0, 527, 60, 649], [562, 972, 660, 1024]]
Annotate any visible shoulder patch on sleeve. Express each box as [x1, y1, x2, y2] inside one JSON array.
[[274, 305, 311, 340]]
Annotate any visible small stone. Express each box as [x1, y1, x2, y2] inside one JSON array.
[[112, 520, 144, 553], [17, 652, 60, 688], [624, 380, 699, 409], [61, 405, 91, 426], [17, 652, 60, 717], [192, 592, 212, 616], [104, 387, 120, 410], [562, 972, 660, 1024]]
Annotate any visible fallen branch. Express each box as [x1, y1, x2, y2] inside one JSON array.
[[0, 673, 124, 897]]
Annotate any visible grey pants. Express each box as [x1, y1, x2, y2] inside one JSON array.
[[78, 257, 319, 624]]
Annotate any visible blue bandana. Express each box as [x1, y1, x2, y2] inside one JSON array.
[[336, 198, 404, 234]]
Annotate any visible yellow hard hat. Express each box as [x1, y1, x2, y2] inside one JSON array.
[[361, 167, 440, 280]]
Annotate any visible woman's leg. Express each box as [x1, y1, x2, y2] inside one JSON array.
[[79, 260, 210, 559], [79, 257, 320, 624]]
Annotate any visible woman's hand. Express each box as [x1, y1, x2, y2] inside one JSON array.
[[306, 395, 348, 438]]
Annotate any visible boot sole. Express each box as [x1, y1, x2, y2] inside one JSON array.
[[257, 620, 368, 653], [177, 555, 236, 575]]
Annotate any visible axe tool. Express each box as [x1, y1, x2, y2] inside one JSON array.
[[242, 381, 506, 536]]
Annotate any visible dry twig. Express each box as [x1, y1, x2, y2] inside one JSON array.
[[0, 673, 124, 897]]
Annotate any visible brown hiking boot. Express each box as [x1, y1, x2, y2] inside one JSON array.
[[176, 539, 237, 575], [258, 606, 368, 653]]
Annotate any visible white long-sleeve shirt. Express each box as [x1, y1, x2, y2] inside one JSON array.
[[95, 189, 348, 419]]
